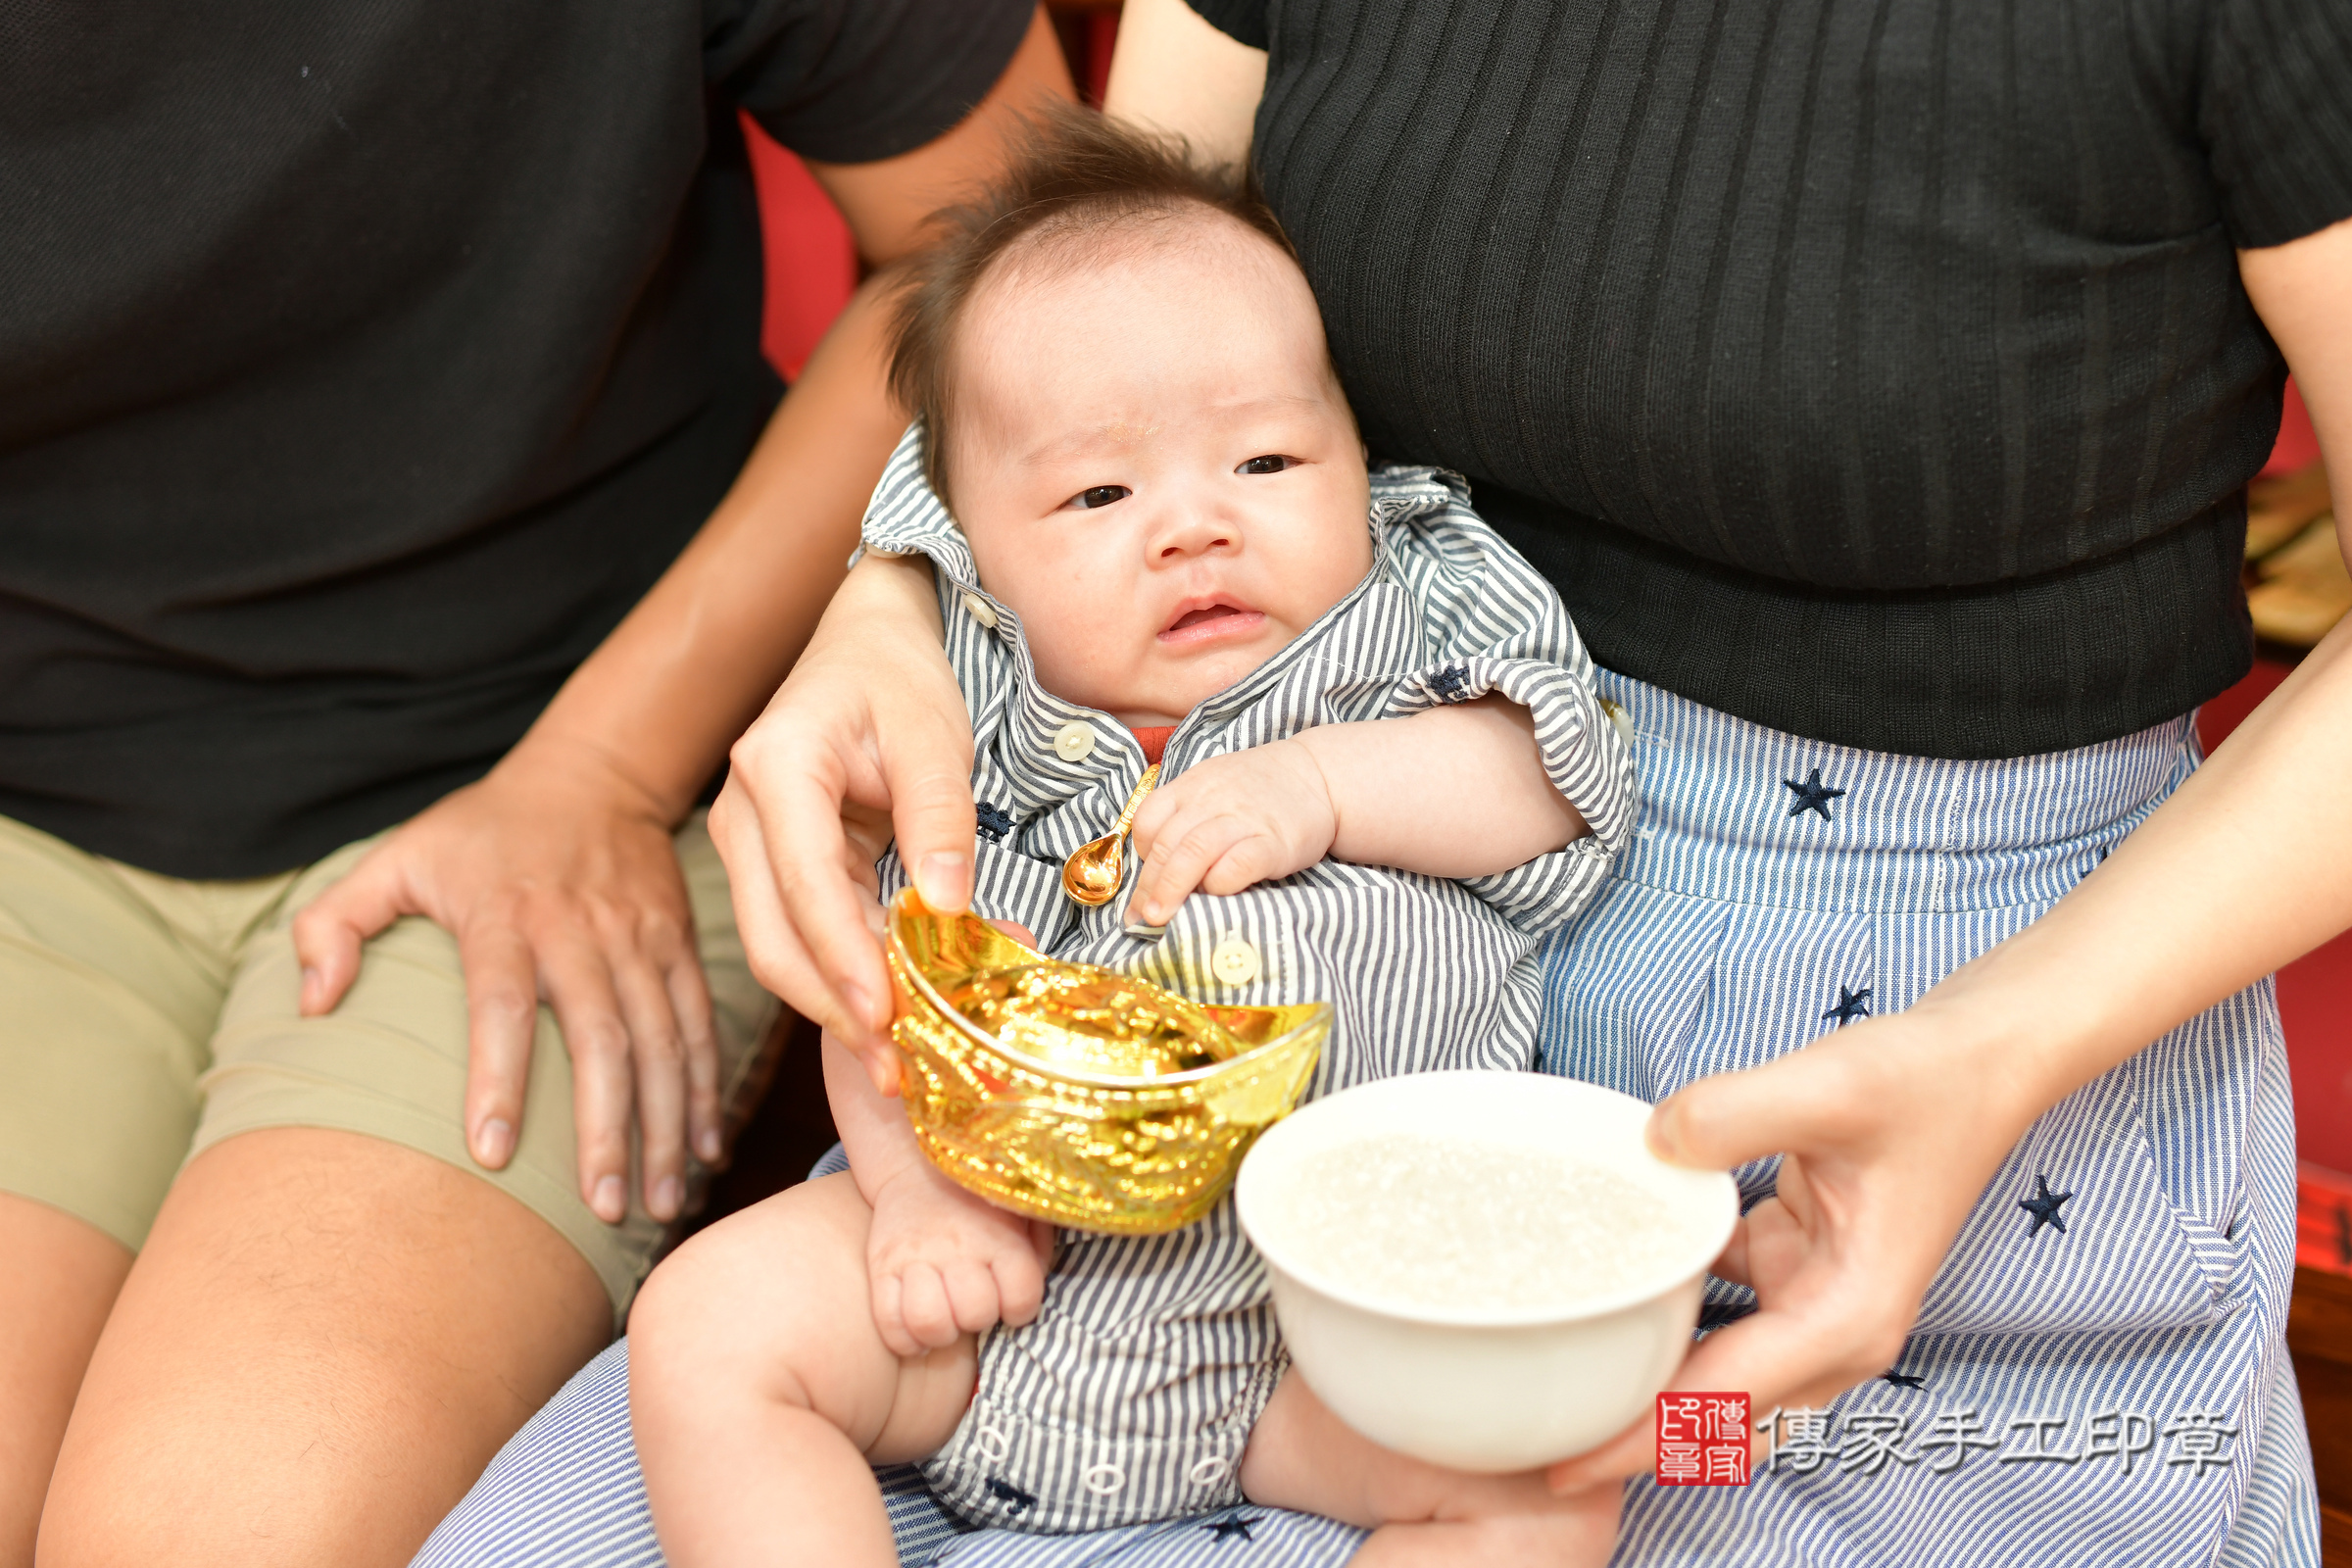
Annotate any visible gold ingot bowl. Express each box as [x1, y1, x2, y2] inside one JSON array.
[[882, 889, 1330, 1234]]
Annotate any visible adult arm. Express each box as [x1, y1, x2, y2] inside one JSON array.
[[289, 10, 1075, 1225], [714, 0, 1269, 1053], [1102, 0, 1263, 163], [1551, 212, 2352, 1486]]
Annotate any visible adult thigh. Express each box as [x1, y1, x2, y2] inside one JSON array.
[[0, 814, 226, 1568], [196, 812, 779, 1317], [38, 812, 777, 1566], [37, 1128, 609, 1568], [0, 1199, 128, 1568]]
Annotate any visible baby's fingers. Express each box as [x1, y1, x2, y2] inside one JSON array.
[[992, 1239, 1048, 1328], [1130, 791, 1167, 859], [943, 1259, 1010, 1337], [896, 1264, 961, 1351], [1128, 778, 1188, 862], [1129, 811, 1250, 929], [871, 1272, 922, 1359], [1197, 831, 1300, 897]]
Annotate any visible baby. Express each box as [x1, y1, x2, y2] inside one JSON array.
[[631, 112, 1635, 1568]]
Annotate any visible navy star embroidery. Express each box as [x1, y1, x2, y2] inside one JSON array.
[[1428, 663, 1473, 703], [2018, 1175, 2073, 1237], [975, 802, 1014, 844], [986, 1478, 1037, 1514], [1884, 1371, 1927, 1390], [1823, 985, 1873, 1026], [1202, 1515, 1262, 1543], [1784, 767, 1846, 821]]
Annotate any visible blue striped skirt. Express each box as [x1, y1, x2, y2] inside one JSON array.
[[412, 671, 2317, 1567]]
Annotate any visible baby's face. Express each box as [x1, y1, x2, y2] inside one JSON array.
[[946, 217, 1372, 727]]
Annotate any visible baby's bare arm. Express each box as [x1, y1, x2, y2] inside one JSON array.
[[1296, 698, 1586, 878], [824, 1034, 1053, 1355], [1127, 699, 1586, 928], [825, 1027, 931, 1200]]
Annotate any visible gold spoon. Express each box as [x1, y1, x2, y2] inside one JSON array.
[[1061, 763, 1161, 906]]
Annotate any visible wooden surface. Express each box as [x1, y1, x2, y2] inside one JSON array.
[[2293, 1265, 2352, 1562], [692, 1012, 836, 1234]]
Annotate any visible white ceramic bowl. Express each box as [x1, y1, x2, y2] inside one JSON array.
[[1234, 1070, 1738, 1473]]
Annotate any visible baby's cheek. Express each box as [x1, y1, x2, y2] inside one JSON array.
[[1021, 605, 1136, 711]]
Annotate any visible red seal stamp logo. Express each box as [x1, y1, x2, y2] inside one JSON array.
[[1657, 1393, 1752, 1486]]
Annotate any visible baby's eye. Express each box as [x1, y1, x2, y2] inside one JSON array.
[[1237, 455, 1297, 475], [1063, 485, 1131, 511]]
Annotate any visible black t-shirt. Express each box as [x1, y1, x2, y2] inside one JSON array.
[[0, 0, 1032, 878], [1189, 0, 2352, 758]]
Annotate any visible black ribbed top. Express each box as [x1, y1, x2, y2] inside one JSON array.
[[1189, 0, 2352, 757]]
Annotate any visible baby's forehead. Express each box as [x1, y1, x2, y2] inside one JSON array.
[[933, 202, 1346, 507], [972, 203, 1302, 320], [952, 222, 1331, 424]]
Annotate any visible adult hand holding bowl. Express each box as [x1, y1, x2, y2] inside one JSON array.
[[1235, 1071, 1738, 1473]]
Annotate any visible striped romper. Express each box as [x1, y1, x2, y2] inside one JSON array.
[[408, 449, 2315, 1563], [855, 427, 1635, 1534]]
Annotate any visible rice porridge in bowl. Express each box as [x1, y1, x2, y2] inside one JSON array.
[[1235, 1071, 1739, 1473]]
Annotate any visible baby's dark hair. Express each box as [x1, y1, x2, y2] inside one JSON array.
[[886, 103, 1298, 503]]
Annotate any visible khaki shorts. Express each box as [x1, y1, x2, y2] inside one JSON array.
[[0, 809, 779, 1318]]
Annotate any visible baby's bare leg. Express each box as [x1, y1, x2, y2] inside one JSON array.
[[1239, 1371, 1622, 1568], [630, 1173, 977, 1568]]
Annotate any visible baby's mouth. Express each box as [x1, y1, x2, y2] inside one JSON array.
[[1158, 599, 1265, 645]]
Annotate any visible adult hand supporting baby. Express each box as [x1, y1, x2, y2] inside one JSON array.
[[711, 550, 978, 1052], [1552, 490, 2352, 1489], [1542, 1005, 2036, 1491]]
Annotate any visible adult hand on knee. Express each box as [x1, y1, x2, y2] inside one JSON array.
[[291, 732, 718, 1226], [711, 551, 978, 1054], [1544, 1010, 2034, 1491]]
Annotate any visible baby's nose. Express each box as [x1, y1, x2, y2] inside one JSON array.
[[1152, 507, 1236, 560], [1159, 531, 1233, 560]]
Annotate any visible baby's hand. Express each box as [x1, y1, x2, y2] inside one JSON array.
[[865, 1155, 1054, 1357], [1127, 740, 1336, 930]]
